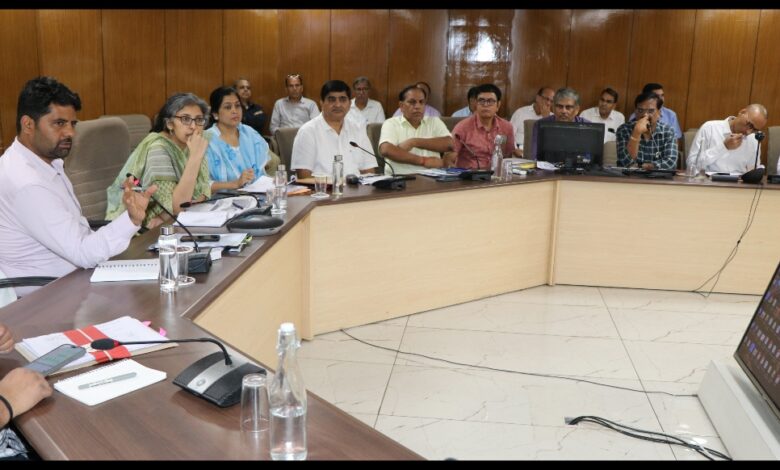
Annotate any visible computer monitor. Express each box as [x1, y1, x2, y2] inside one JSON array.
[[734, 259, 780, 422], [537, 120, 605, 169]]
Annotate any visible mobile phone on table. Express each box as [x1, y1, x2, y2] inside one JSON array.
[[24, 344, 86, 376], [181, 235, 220, 243]]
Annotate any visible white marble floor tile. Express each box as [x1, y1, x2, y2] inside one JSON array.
[[610, 308, 750, 346], [641, 380, 718, 438], [496, 285, 607, 307], [297, 358, 393, 415], [408, 301, 619, 339], [395, 326, 638, 380], [599, 287, 760, 316], [380, 364, 660, 429], [374, 416, 675, 460], [670, 436, 730, 461], [298, 321, 406, 365], [623, 340, 735, 383], [348, 412, 379, 428]]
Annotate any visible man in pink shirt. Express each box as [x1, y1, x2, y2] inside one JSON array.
[[452, 83, 516, 170], [0, 77, 156, 297]]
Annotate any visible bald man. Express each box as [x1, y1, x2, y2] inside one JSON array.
[[686, 104, 768, 174]]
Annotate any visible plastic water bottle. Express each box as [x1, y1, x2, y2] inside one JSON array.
[[158, 225, 178, 293], [275, 164, 288, 210], [491, 134, 506, 180], [269, 322, 307, 460], [332, 155, 344, 197]]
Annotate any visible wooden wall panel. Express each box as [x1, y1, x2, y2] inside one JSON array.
[[751, 10, 780, 128], [37, 10, 104, 120], [164, 10, 223, 102], [508, 10, 571, 116], [626, 10, 696, 129], [330, 10, 390, 117], [568, 10, 633, 115], [277, 10, 331, 108], [223, 9, 280, 135], [388, 10, 448, 115], [0, 10, 40, 150], [446, 10, 514, 118], [102, 10, 165, 118], [686, 10, 759, 131]]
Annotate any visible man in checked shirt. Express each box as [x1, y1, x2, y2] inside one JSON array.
[[616, 91, 678, 170]]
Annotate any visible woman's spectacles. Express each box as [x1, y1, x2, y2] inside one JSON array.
[[173, 115, 207, 126]]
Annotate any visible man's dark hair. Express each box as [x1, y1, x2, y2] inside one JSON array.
[[207, 86, 240, 129], [320, 80, 351, 101], [476, 83, 502, 102], [601, 87, 619, 103], [466, 86, 479, 100], [641, 83, 664, 94], [16, 76, 81, 133], [634, 91, 664, 110], [399, 84, 426, 102]]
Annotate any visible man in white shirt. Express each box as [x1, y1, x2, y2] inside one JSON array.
[[686, 104, 768, 174], [510, 87, 554, 156], [291, 80, 378, 178], [0, 77, 156, 296], [349, 76, 385, 126], [452, 86, 478, 117], [269, 73, 320, 134], [579, 87, 625, 143]]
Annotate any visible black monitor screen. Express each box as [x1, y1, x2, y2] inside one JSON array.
[[537, 120, 605, 169], [734, 260, 780, 421]]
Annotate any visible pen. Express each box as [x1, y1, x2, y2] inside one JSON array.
[[78, 372, 137, 389]]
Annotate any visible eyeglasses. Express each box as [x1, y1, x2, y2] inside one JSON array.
[[354, 87, 370, 92], [635, 108, 657, 115], [477, 98, 497, 106], [286, 73, 301, 79], [173, 115, 207, 126]]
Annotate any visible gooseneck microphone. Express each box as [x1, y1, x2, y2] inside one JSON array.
[[348, 141, 410, 190], [454, 136, 493, 181], [741, 131, 765, 184], [91, 337, 232, 365]]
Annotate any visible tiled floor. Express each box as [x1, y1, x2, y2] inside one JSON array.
[[298, 285, 761, 460]]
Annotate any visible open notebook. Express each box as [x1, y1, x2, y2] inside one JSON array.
[[54, 359, 166, 406], [90, 259, 158, 283]]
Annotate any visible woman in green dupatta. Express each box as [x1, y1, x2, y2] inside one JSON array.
[[106, 93, 212, 229]]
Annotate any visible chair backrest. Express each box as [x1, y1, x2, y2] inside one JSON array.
[[523, 119, 536, 158], [767, 126, 780, 175], [682, 128, 698, 168], [602, 140, 617, 167], [439, 116, 466, 132], [273, 127, 299, 170], [100, 114, 151, 152], [366, 122, 384, 173], [63, 117, 131, 220]]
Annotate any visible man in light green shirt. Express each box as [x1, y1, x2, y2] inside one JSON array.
[[378, 84, 455, 175]]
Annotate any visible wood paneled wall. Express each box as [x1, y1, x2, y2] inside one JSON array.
[[1, 9, 779, 164]]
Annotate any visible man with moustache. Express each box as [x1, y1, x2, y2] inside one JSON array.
[[290, 80, 377, 178], [0, 77, 155, 296], [529, 87, 589, 160], [616, 91, 678, 170]]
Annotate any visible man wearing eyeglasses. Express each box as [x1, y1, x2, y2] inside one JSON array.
[[580, 88, 625, 143], [452, 84, 516, 169], [291, 80, 377, 179], [686, 104, 767, 174], [510, 87, 554, 157], [529, 87, 589, 161], [616, 91, 678, 170], [628, 83, 683, 143], [270, 74, 320, 134], [349, 76, 385, 126]]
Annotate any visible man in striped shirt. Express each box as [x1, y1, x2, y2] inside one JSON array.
[[616, 91, 678, 170]]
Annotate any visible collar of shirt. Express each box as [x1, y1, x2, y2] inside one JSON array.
[[398, 114, 428, 129], [13, 138, 63, 182]]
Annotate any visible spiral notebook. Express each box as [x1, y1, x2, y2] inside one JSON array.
[[54, 359, 166, 406], [90, 259, 159, 283]]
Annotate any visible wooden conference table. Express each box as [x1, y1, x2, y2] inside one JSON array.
[[2, 171, 779, 459]]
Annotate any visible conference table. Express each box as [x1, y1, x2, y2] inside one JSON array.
[[2, 170, 779, 459]]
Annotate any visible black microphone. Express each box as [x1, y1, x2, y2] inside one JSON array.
[[454, 136, 493, 181], [91, 337, 231, 365], [348, 141, 409, 190], [126, 173, 211, 273], [741, 131, 765, 184]]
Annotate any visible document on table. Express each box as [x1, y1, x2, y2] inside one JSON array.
[[176, 196, 257, 227], [54, 359, 166, 406]]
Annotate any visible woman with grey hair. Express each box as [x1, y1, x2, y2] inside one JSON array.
[[105, 93, 212, 228]]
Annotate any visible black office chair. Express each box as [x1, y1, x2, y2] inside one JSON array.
[[0, 276, 56, 307]]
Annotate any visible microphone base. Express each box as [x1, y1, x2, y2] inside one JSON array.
[[373, 177, 407, 190], [741, 168, 764, 184], [188, 250, 212, 274], [173, 352, 266, 407], [459, 170, 494, 181]]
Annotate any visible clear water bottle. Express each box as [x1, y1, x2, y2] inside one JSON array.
[[491, 134, 506, 180], [269, 322, 307, 461], [158, 225, 178, 293], [332, 155, 344, 197], [275, 164, 288, 210]]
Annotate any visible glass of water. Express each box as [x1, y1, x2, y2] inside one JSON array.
[[311, 174, 329, 199]]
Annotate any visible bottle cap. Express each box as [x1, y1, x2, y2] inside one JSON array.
[[161, 225, 174, 236], [279, 322, 296, 334], [334, 155, 343, 162]]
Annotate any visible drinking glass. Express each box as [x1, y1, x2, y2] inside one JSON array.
[[175, 245, 195, 287], [311, 174, 329, 199]]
